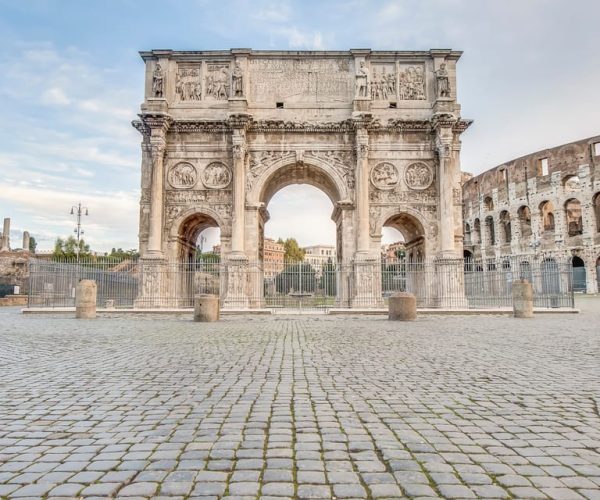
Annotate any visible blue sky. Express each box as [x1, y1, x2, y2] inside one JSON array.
[[1, 0, 599, 252]]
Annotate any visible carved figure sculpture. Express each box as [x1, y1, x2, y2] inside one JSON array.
[[398, 65, 425, 100], [405, 162, 433, 190], [203, 162, 231, 189], [232, 62, 244, 97], [435, 63, 451, 98], [152, 63, 164, 98], [371, 163, 399, 190], [176, 68, 202, 101], [355, 61, 369, 98], [168, 162, 197, 189]]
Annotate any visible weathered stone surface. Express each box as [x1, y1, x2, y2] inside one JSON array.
[[512, 279, 534, 318], [1, 298, 599, 499], [193, 294, 220, 322], [388, 292, 417, 321], [75, 280, 97, 319]]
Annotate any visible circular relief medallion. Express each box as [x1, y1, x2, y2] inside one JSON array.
[[168, 162, 197, 189], [404, 162, 433, 190], [370, 162, 399, 190], [203, 162, 231, 189]]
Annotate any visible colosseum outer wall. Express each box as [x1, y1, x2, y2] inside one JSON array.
[[462, 135, 600, 293]]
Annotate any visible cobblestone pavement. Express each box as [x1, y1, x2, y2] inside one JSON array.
[[1, 299, 599, 500]]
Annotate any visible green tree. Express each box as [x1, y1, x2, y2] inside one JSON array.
[[53, 236, 91, 260], [275, 262, 316, 294], [107, 248, 140, 261], [319, 258, 337, 296], [283, 238, 305, 262], [28, 236, 37, 253]]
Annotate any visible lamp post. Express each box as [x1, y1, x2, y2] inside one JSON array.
[[70, 203, 89, 265]]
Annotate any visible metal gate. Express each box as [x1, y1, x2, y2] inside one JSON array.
[[263, 261, 338, 313]]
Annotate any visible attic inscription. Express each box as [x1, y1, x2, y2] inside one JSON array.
[[249, 58, 353, 102]]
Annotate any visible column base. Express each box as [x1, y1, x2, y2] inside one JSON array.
[[434, 257, 467, 309], [222, 254, 250, 309], [135, 257, 169, 308], [351, 255, 383, 309]]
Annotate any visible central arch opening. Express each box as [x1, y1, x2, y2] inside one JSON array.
[[257, 163, 343, 308]]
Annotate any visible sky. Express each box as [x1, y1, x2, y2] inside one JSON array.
[[1, 0, 599, 253]]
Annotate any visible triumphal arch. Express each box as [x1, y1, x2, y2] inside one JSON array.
[[133, 49, 471, 308]]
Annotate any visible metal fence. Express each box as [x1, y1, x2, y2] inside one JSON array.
[[27, 255, 575, 311]]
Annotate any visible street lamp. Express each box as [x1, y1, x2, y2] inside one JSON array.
[[70, 203, 89, 264]]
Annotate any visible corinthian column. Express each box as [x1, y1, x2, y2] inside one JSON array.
[[436, 132, 456, 258], [147, 140, 166, 256], [231, 131, 247, 255], [355, 126, 370, 254]]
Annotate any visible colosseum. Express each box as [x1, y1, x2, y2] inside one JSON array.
[[462, 135, 600, 294]]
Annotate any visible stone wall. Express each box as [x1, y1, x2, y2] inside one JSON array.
[[462, 135, 600, 293]]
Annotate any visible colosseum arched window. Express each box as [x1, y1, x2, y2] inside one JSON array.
[[464, 223, 472, 244], [565, 198, 583, 237], [517, 206, 532, 237], [483, 196, 494, 211], [539, 201, 555, 232], [563, 175, 581, 192]]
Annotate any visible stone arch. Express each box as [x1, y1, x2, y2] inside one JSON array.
[[473, 218, 481, 244], [483, 195, 494, 211], [168, 207, 228, 261], [517, 205, 532, 237], [564, 198, 583, 236], [571, 255, 587, 292], [563, 174, 580, 192], [378, 207, 428, 259], [464, 222, 472, 245], [539, 200, 555, 232], [249, 157, 349, 206]]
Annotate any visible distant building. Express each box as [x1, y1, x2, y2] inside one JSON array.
[[303, 245, 336, 269], [212, 244, 221, 255], [381, 241, 406, 262], [263, 238, 284, 278]]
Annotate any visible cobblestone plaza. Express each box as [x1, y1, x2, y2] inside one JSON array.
[[1, 302, 599, 499]]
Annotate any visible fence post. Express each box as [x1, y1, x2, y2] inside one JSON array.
[[194, 294, 220, 322], [389, 292, 417, 321], [75, 280, 97, 319], [512, 279, 533, 318]]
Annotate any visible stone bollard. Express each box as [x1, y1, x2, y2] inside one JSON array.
[[512, 279, 533, 318], [75, 280, 97, 319], [194, 294, 220, 322], [388, 292, 417, 321], [105, 299, 115, 309]]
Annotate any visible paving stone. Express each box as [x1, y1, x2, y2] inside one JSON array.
[[116, 481, 159, 496]]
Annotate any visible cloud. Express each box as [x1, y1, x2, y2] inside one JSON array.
[[41, 86, 71, 106]]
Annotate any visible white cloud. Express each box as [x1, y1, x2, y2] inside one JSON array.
[[41, 86, 71, 106]]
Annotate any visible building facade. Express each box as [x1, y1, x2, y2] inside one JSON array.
[[264, 238, 284, 278], [133, 48, 470, 307], [462, 135, 600, 293]]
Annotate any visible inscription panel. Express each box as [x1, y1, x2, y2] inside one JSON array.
[[249, 58, 353, 103]]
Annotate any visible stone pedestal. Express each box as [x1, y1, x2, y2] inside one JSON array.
[[75, 280, 97, 319], [388, 292, 417, 321], [512, 279, 533, 318], [435, 257, 467, 308], [194, 294, 220, 322], [351, 256, 383, 308], [222, 255, 249, 309], [135, 257, 167, 308]]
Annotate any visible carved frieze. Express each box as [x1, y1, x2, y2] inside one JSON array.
[[249, 58, 352, 102], [305, 150, 355, 189], [370, 189, 437, 204], [398, 65, 426, 100], [203, 162, 231, 189], [175, 65, 202, 101], [371, 162, 399, 190], [370, 64, 396, 100], [167, 162, 197, 189], [369, 206, 381, 236], [166, 189, 232, 205], [404, 162, 434, 190], [205, 63, 230, 100], [247, 150, 294, 192]]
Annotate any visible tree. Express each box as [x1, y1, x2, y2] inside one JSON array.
[[53, 236, 91, 260], [275, 262, 316, 294], [319, 258, 337, 296], [28, 236, 37, 253], [283, 238, 305, 262], [107, 248, 140, 261]]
